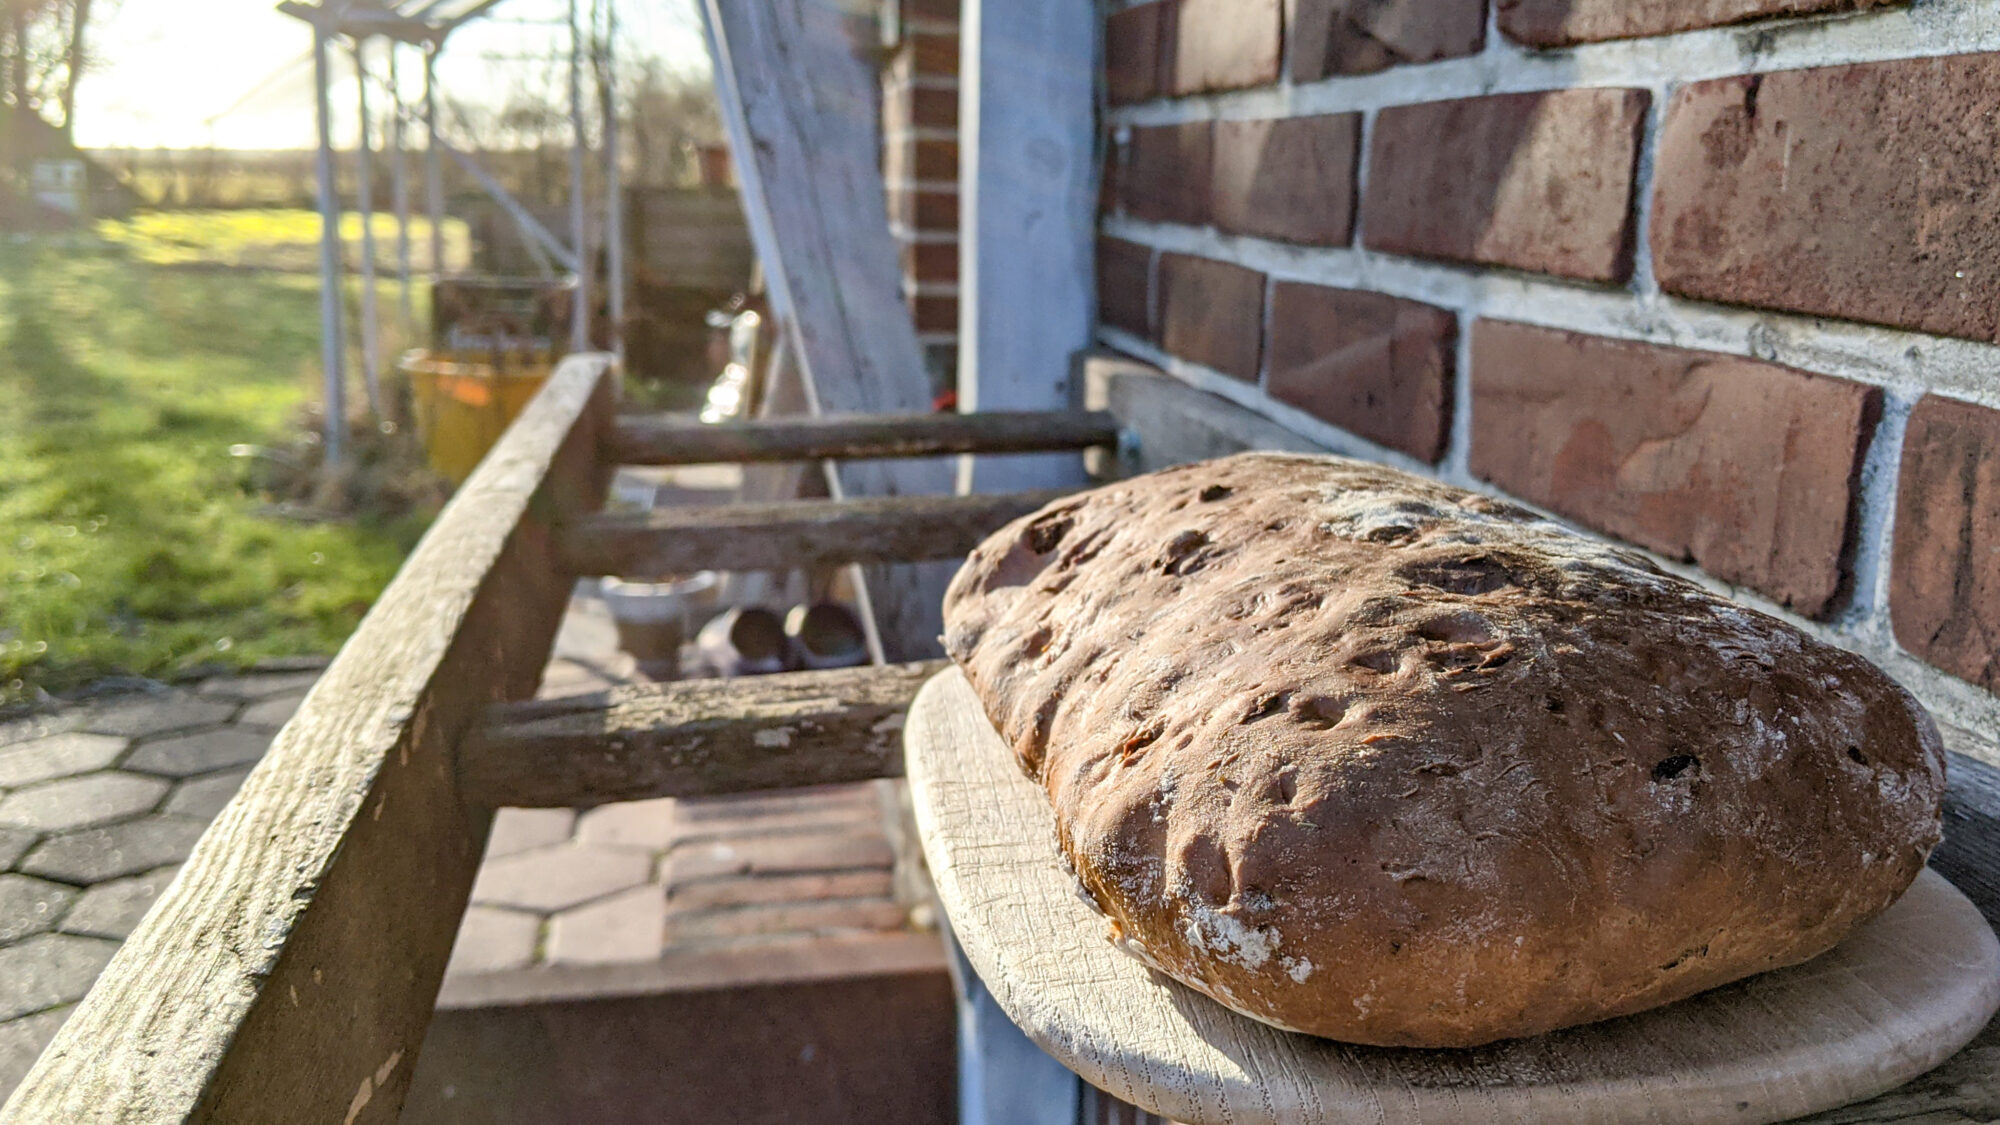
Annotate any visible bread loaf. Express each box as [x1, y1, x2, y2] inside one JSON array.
[[941, 452, 1944, 1047]]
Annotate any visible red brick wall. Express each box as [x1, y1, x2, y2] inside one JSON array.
[[881, 0, 961, 381], [1097, 0, 2000, 730]]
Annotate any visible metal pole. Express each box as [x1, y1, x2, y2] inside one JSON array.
[[353, 37, 383, 418], [567, 0, 590, 354], [424, 40, 444, 287], [310, 25, 346, 467], [389, 43, 413, 333], [601, 0, 624, 363]]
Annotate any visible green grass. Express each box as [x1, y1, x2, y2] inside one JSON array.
[[0, 211, 455, 701]]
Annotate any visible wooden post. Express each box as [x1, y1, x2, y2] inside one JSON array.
[[567, 0, 591, 354], [699, 0, 959, 660], [957, 0, 1099, 496], [424, 41, 445, 285], [310, 21, 347, 465], [354, 38, 384, 417]]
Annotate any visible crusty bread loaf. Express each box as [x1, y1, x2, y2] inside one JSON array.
[[941, 452, 1945, 1048]]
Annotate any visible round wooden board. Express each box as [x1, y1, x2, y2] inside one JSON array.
[[906, 667, 2000, 1125]]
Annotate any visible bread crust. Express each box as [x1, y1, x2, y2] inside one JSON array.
[[942, 453, 1945, 1047]]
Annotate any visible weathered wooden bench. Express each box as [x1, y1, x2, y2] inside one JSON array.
[[5, 352, 1996, 1123]]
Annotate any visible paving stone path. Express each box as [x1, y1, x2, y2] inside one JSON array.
[[0, 588, 924, 1100]]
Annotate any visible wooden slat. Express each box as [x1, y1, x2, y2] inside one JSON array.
[[461, 660, 945, 807], [1, 355, 619, 1124], [558, 488, 1070, 577], [700, 0, 960, 660], [610, 410, 1121, 466]]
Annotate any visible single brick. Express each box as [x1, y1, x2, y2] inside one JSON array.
[[663, 832, 895, 886], [1155, 253, 1265, 382], [1890, 396, 2000, 691], [1470, 321, 1877, 616], [122, 727, 271, 778], [883, 136, 960, 185], [669, 869, 895, 911], [1116, 122, 1212, 226], [882, 83, 958, 134], [663, 898, 908, 942], [1291, 0, 1486, 81], [1266, 283, 1456, 462], [1107, 1, 1168, 104], [910, 293, 959, 334], [899, 240, 958, 283], [1652, 55, 2000, 344], [1496, 0, 1899, 46], [1365, 89, 1649, 283], [1098, 236, 1153, 339], [469, 843, 652, 914], [238, 691, 306, 729], [887, 186, 959, 232], [161, 767, 252, 821], [1170, 0, 1281, 94], [900, 30, 960, 78], [1211, 114, 1360, 246], [575, 797, 679, 851], [0, 934, 117, 1022]]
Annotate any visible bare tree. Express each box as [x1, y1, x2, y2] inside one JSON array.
[[1, 0, 107, 142]]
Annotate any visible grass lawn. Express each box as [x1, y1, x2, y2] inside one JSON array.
[[0, 211, 462, 703]]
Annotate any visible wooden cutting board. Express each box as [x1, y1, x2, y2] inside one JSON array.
[[906, 667, 2000, 1125]]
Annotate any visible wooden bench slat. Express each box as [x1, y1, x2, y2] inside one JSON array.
[[557, 488, 1071, 577], [1, 355, 618, 1125], [461, 660, 945, 807], [611, 409, 1122, 465]]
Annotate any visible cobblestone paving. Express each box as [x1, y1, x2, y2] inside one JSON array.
[[0, 581, 921, 1099]]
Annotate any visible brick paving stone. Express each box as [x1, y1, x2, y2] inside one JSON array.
[[19, 816, 207, 884], [238, 691, 308, 730], [668, 870, 895, 912], [162, 767, 252, 821], [672, 784, 881, 824], [0, 1004, 71, 1100], [575, 798, 680, 851], [74, 694, 234, 739], [0, 773, 169, 833], [0, 734, 128, 789], [469, 843, 652, 914], [0, 875, 78, 944], [484, 808, 578, 860], [663, 898, 908, 943], [547, 885, 666, 966], [445, 906, 541, 976], [0, 712, 82, 750], [0, 933, 118, 1021], [122, 727, 271, 778], [663, 832, 896, 887], [663, 805, 885, 850], [0, 829, 32, 872], [57, 865, 180, 941], [194, 669, 321, 702]]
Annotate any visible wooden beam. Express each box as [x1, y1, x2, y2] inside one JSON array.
[[3, 356, 618, 1124], [558, 489, 1070, 578], [610, 410, 1121, 466], [461, 661, 947, 807], [958, 0, 1100, 498], [699, 0, 959, 660]]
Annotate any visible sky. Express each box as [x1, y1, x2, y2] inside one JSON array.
[[74, 0, 710, 151]]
